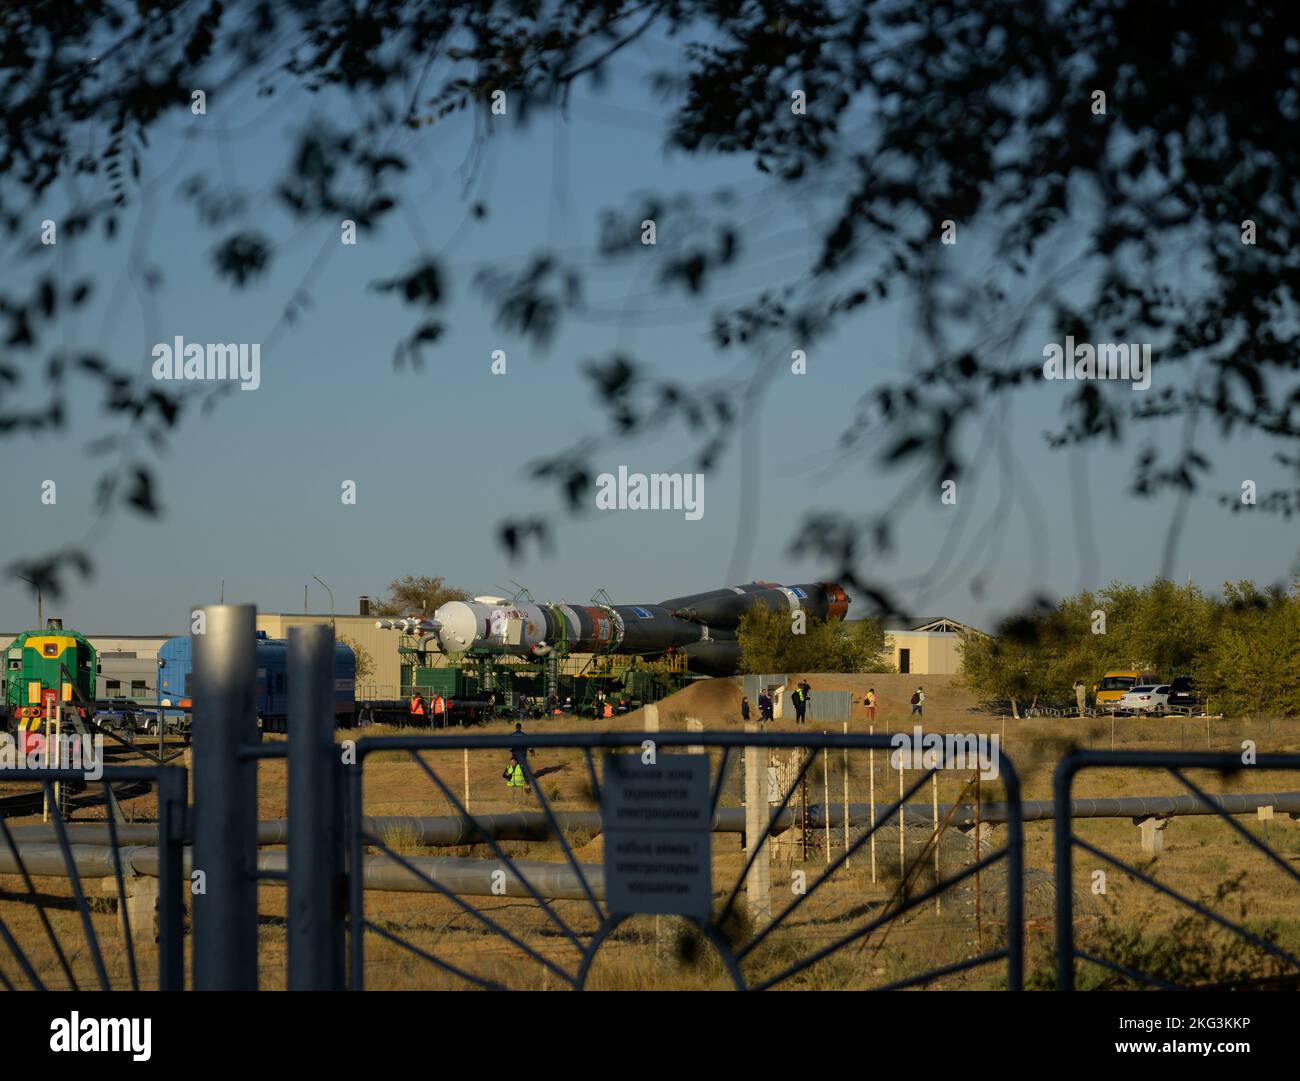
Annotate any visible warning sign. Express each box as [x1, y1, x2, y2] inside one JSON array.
[[601, 753, 712, 919]]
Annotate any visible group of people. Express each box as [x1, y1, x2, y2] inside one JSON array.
[[741, 691, 773, 723], [413, 688, 636, 727], [544, 693, 631, 718], [738, 684, 925, 724], [408, 691, 449, 724], [740, 679, 814, 724], [743, 686, 769, 722]]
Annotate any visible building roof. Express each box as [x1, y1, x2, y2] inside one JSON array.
[[880, 616, 983, 635]]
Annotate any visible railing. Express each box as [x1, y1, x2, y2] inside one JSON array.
[[1054, 749, 1300, 990], [0, 764, 186, 990], [344, 729, 1025, 991]]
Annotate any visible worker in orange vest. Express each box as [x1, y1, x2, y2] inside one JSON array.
[[409, 692, 426, 719], [431, 694, 446, 726]]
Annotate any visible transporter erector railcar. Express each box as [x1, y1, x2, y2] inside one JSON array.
[[1, 623, 98, 732], [159, 631, 356, 731]]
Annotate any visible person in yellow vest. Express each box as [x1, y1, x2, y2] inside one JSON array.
[[503, 755, 528, 800], [864, 688, 876, 723]]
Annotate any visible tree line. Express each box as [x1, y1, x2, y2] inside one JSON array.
[[737, 607, 893, 675], [959, 579, 1300, 718]]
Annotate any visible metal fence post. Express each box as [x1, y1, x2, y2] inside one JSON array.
[[192, 604, 259, 991], [1053, 755, 1076, 991], [288, 624, 345, 990], [156, 764, 188, 991], [742, 724, 771, 924]]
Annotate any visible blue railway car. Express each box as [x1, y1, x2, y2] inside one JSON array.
[[158, 631, 356, 732]]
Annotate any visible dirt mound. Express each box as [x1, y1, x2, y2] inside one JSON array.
[[626, 677, 743, 727]]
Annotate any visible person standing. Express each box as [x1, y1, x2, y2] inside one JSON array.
[[409, 692, 426, 723], [503, 755, 528, 800], [865, 687, 876, 723], [792, 684, 807, 725], [741, 696, 751, 723], [911, 686, 924, 717], [1074, 679, 1087, 717], [511, 721, 533, 761]]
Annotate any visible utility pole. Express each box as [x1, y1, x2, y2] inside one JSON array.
[[312, 575, 335, 630], [17, 575, 42, 627]]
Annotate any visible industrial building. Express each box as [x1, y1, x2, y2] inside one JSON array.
[[881, 617, 981, 675], [836, 616, 979, 675], [256, 612, 402, 698]]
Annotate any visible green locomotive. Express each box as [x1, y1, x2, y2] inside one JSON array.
[[1, 622, 98, 734]]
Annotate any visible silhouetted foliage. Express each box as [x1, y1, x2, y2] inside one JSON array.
[[3, 1, 1298, 613]]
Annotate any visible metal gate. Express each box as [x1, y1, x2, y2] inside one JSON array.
[[345, 730, 1025, 991], [0, 763, 187, 990], [1054, 749, 1300, 990]]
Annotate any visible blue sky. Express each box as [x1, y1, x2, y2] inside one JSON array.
[[0, 39, 1293, 634]]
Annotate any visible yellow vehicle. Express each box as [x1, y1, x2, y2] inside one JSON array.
[[1094, 670, 1160, 707]]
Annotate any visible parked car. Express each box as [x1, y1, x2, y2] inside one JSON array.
[[1166, 675, 1199, 709], [1117, 684, 1171, 714], [93, 703, 143, 735], [1095, 670, 1161, 707], [93, 701, 164, 738]]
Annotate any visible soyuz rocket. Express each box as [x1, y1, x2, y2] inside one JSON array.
[[376, 582, 850, 676]]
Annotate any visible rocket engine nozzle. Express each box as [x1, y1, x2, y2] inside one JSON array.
[[376, 618, 442, 634]]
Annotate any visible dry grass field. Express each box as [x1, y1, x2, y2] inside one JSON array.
[[2, 672, 1299, 990]]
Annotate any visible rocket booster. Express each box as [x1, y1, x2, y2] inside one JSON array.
[[394, 599, 719, 658], [376, 581, 848, 674], [662, 582, 850, 625]]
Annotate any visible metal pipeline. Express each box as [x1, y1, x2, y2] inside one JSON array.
[[5, 790, 1297, 901], [0, 844, 604, 900], [13, 789, 1299, 850], [6, 809, 756, 847]]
